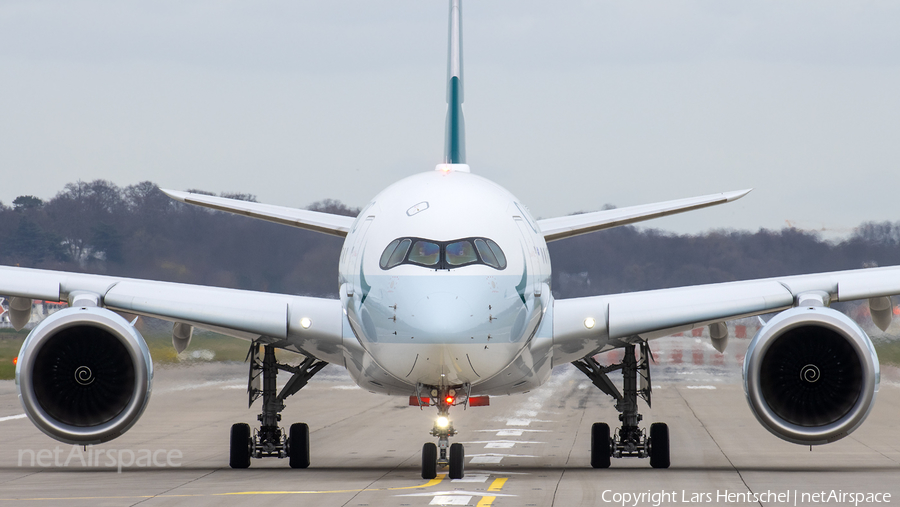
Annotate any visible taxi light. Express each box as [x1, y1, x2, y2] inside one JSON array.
[[436, 416, 450, 428]]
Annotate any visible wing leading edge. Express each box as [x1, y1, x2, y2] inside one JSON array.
[[162, 189, 355, 237], [537, 189, 751, 242], [0, 265, 345, 364], [551, 265, 900, 365]]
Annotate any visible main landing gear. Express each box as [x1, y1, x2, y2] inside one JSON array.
[[417, 387, 466, 480], [230, 343, 327, 469], [573, 341, 670, 469]]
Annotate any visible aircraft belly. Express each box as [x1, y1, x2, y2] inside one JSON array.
[[471, 334, 553, 396], [341, 341, 416, 395], [366, 342, 523, 386]]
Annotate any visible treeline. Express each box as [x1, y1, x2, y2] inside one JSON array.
[[549, 222, 900, 297], [0, 181, 354, 297], [2, 180, 900, 299]]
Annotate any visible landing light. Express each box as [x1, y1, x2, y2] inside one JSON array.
[[436, 416, 450, 428], [584, 318, 595, 330], [300, 317, 312, 329]]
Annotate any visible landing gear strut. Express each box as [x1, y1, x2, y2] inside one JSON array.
[[229, 343, 327, 469], [573, 341, 670, 469], [418, 386, 465, 480]]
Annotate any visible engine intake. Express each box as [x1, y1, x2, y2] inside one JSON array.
[[16, 306, 153, 445], [743, 306, 879, 445]]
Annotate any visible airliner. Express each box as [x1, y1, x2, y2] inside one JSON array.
[[2, 0, 892, 480]]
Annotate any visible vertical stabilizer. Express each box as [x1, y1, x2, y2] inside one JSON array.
[[443, 0, 466, 165]]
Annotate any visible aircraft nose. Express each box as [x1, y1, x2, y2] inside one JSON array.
[[411, 292, 475, 338]]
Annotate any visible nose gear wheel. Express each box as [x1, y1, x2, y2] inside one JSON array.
[[419, 386, 466, 479]]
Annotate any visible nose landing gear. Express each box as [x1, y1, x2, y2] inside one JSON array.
[[418, 387, 465, 480]]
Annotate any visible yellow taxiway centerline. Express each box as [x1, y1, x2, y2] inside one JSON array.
[[487, 478, 507, 491], [0, 474, 446, 501], [478, 477, 510, 506], [219, 473, 446, 495]]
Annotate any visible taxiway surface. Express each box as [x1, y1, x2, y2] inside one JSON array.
[[1, 343, 899, 507]]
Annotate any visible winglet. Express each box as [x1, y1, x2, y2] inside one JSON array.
[[725, 188, 753, 202], [443, 0, 466, 165]]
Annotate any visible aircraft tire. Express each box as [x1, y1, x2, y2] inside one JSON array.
[[449, 443, 465, 479], [649, 422, 670, 469], [591, 422, 611, 468], [422, 442, 437, 479], [230, 423, 251, 469], [289, 423, 310, 469]]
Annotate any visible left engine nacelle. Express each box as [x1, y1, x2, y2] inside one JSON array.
[[16, 306, 153, 445], [743, 306, 879, 445]]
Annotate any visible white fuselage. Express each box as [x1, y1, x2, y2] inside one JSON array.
[[337, 166, 554, 396]]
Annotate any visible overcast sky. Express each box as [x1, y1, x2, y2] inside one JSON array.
[[2, 1, 899, 236]]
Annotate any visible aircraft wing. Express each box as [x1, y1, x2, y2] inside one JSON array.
[[551, 265, 900, 364], [0, 265, 345, 364], [162, 189, 355, 237], [537, 189, 752, 242]]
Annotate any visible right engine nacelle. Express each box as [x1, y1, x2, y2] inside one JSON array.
[[16, 306, 153, 445], [743, 306, 879, 445]]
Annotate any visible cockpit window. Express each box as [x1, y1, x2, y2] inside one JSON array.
[[379, 237, 506, 270], [380, 239, 401, 268], [474, 239, 507, 269], [486, 239, 506, 269], [446, 241, 478, 266], [379, 238, 412, 269], [473, 239, 496, 267], [408, 240, 441, 267], [388, 238, 411, 267]]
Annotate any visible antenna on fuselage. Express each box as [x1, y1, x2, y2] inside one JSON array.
[[443, 0, 466, 165]]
